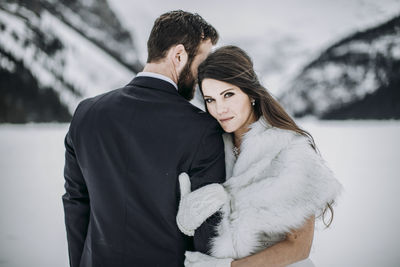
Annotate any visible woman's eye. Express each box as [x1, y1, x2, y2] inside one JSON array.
[[204, 98, 214, 103], [224, 92, 234, 98]]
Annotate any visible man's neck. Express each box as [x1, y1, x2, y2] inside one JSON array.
[[142, 62, 178, 84]]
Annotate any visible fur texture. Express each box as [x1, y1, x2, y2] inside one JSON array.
[[210, 119, 342, 259]]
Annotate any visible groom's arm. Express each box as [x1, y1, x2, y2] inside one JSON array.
[[232, 216, 315, 267], [189, 120, 226, 254], [62, 130, 90, 267]]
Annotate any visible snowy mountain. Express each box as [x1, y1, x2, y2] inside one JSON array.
[[0, 0, 141, 123], [279, 14, 400, 120]]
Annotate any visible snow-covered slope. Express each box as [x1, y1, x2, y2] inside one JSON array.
[[0, 0, 140, 122], [110, 0, 400, 97], [41, 0, 142, 72], [279, 15, 400, 119]]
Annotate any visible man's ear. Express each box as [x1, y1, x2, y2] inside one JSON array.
[[170, 44, 188, 75]]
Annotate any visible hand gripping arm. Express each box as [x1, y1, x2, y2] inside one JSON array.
[[177, 173, 228, 236]]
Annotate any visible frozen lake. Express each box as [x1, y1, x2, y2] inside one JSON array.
[[0, 121, 399, 267]]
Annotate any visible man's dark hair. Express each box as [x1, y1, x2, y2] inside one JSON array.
[[147, 10, 219, 63]]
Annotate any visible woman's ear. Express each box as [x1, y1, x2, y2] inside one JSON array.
[[171, 44, 188, 75]]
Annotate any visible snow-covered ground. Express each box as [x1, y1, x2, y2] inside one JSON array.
[[0, 121, 399, 267], [299, 120, 400, 266]]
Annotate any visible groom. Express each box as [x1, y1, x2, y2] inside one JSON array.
[[63, 10, 225, 267]]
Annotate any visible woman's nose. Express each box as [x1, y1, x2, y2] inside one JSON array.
[[216, 102, 228, 115]]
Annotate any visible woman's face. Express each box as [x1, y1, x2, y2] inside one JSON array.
[[202, 78, 256, 134]]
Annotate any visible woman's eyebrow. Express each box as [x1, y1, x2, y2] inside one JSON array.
[[203, 88, 235, 98], [219, 88, 235, 95]]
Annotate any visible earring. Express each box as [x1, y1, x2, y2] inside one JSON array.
[[251, 99, 255, 106]]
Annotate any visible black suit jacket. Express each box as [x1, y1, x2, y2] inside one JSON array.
[[63, 76, 225, 267]]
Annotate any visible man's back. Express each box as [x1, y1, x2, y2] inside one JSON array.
[[63, 76, 225, 267]]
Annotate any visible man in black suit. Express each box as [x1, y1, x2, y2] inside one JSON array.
[[63, 10, 225, 267]]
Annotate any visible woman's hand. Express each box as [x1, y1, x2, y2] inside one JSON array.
[[184, 251, 233, 267], [176, 173, 228, 236]]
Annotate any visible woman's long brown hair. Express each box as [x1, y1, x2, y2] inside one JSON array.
[[198, 45, 333, 227]]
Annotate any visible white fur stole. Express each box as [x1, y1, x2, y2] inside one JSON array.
[[210, 119, 342, 259]]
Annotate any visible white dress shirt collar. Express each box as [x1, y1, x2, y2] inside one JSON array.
[[136, 72, 178, 90]]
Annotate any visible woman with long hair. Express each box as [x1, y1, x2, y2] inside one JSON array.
[[176, 45, 342, 266]]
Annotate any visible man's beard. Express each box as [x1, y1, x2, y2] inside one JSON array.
[[177, 62, 196, 100]]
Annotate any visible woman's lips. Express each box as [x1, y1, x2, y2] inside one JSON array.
[[219, 117, 234, 123]]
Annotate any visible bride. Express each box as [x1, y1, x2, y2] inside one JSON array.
[[176, 45, 342, 267]]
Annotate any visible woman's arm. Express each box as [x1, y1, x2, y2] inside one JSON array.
[[232, 216, 315, 267]]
